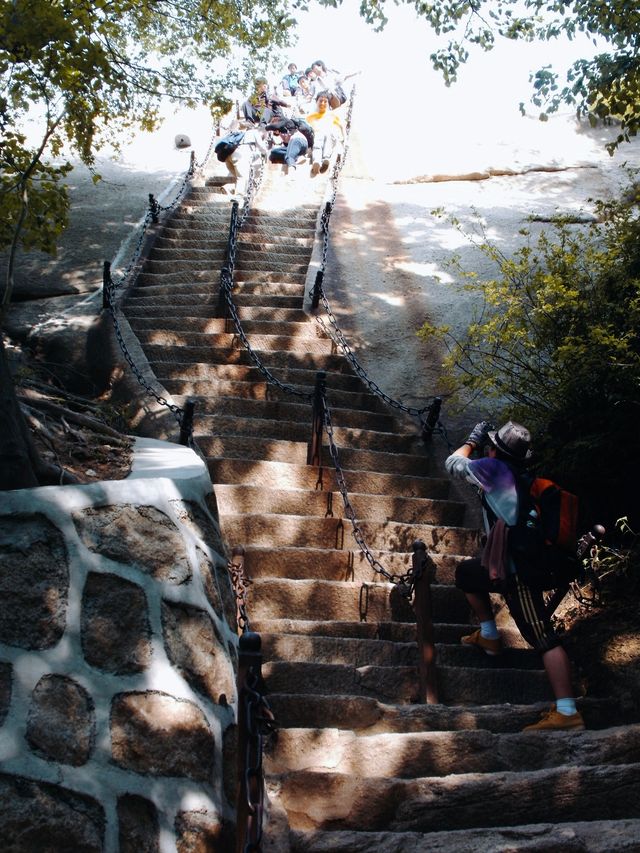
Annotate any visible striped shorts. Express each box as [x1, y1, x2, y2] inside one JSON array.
[[455, 558, 561, 652]]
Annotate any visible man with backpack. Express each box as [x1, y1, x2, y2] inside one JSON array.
[[445, 420, 585, 731]]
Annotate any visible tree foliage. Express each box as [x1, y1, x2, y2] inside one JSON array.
[[418, 194, 640, 525], [0, 0, 296, 489], [0, 0, 295, 269], [336, 0, 640, 152]]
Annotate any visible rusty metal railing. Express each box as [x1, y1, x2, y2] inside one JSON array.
[[228, 546, 275, 852]]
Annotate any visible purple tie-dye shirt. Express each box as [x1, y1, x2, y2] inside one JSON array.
[[445, 454, 519, 531]]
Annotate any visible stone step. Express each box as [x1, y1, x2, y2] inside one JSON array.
[[266, 723, 640, 778], [175, 397, 395, 431], [232, 280, 306, 296], [222, 514, 479, 554], [125, 281, 303, 301], [153, 234, 313, 250], [144, 346, 351, 373], [260, 633, 541, 670], [135, 271, 219, 287], [253, 619, 525, 647], [137, 331, 334, 355], [203, 437, 435, 476], [267, 762, 640, 833], [157, 363, 381, 397], [234, 269, 307, 284], [195, 415, 419, 455], [167, 210, 317, 229], [129, 316, 331, 340], [214, 484, 465, 527], [207, 459, 450, 498], [262, 660, 554, 705], [170, 381, 388, 413], [287, 819, 640, 853], [149, 242, 313, 260], [244, 579, 472, 625], [233, 293, 303, 309], [265, 694, 620, 734], [241, 545, 457, 584], [160, 222, 314, 242], [147, 247, 227, 262]]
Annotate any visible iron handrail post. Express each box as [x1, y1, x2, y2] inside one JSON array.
[[178, 399, 195, 446], [102, 260, 112, 311], [235, 629, 263, 853], [307, 370, 326, 466], [148, 193, 160, 223], [421, 397, 442, 444], [311, 270, 323, 310], [412, 539, 439, 704]]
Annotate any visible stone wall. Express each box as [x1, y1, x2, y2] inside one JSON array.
[[0, 439, 238, 852]]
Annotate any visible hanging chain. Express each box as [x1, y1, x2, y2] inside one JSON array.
[[321, 393, 419, 598], [103, 272, 185, 426]]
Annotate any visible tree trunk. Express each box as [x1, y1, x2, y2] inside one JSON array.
[[0, 335, 40, 490]]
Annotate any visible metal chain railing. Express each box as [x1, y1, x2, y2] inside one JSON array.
[[307, 87, 454, 451], [100, 132, 221, 441], [217, 159, 313, 401], [103, 263, 188, 431], [227, 546, 275, 853], [109, 134, 217, 292], [320, 389, 425, 599]]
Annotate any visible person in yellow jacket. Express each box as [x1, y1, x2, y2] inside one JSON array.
[[306, 92, 344, 176]]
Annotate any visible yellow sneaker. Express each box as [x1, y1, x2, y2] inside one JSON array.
[[461, 628, 502, 656], [523, 706, 585, 732]]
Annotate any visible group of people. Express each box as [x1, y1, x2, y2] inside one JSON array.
[[221, 59, 355, 197]]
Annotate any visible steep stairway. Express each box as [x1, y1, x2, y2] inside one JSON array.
[[122, 159, 640, 850]]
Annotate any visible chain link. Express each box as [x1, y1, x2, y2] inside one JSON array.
[[110, 133, 217, 291], [306, 90, 454, 452], [320, 393, 417, 597], [104, 274, 185, 426]]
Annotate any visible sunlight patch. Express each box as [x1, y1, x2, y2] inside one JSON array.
[[372, 293, 404, 307]]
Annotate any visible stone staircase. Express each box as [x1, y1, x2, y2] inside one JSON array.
[[122, 161, 640, 850]]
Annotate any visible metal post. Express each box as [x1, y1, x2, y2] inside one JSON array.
[[236, 630, 264, 853], [421, 397, 442, 444], [179, 399, 195, 446], [311, 270, 323, 310], [307, 370, 326, 466], [412, 540, 439, 704], [148, 193, 160, 223], [102, 261, 111, 311]]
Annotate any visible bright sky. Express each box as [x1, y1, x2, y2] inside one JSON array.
[[285, 0, 616, 178]]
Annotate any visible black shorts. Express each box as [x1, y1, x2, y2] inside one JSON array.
[[455, 557, 562, 653]]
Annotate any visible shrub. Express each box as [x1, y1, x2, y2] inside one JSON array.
[[419, 194, 640, 527]]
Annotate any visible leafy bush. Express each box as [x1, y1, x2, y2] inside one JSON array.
[[419, 193, 640, 527]]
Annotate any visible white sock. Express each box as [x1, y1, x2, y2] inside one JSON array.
[[480, 619, 499, 640], [556, 697, 577, 716]]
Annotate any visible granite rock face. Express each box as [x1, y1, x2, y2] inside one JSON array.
[[81, 571, 152, 674], [0, 513, 69, 649], [73, 504, 192, 583], [110, 690, 216, 780], [26, 674, 95, 766], [0, 481, 237, 852], [0, 774, 105, 852]]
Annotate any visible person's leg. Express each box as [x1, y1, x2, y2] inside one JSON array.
[[542, 644, 574, 698], [455, 558, 502, 654], [230, 151, 250, 197], [311, 134, 324, 175], [284, 136, 308, 166], [319, 135, 335, 171], [504, 575, 584, 730], [269, 146, 287, 164]]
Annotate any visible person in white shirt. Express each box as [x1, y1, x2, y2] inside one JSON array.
[[225, 125, 267, 200]]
